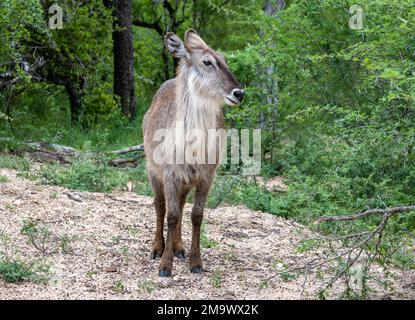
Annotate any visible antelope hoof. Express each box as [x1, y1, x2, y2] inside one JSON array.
[[159, 268, 172, 277], [151, 252, 163, 259], [174, 250, 186, 261], [151, 241, 164, 259], [190, 266, 204, 274]]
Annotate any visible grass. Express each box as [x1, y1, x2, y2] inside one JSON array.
[[16, 155, 152, 195], [0, 175, 8, 183], [114, 280, 125, 293], [0, 154, 31, 172], [200, 223, 218, 249], [209, 270, 223, 289], [138, 279, 156, 293], [259, 279, 269, 289]]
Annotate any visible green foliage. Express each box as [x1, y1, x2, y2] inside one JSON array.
[[34, 157, 129, 193], [0, 260, 43, 283], [0, 0, 46, 66], [0, 154, 31, 171]]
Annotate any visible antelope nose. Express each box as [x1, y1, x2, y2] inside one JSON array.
[[232, 89, 245, 103]]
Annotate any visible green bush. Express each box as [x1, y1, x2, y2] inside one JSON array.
[[35, 158, 130, 193]]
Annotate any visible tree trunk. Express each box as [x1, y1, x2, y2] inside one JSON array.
[[263, 0, 285, 16], [111, 0, 136, 119], [262, 0, 285, 163], [65, 82, 82, 123]]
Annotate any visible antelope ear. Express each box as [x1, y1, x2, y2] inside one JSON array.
[[164, 32, 190, 60], [184, 29, 208, 52]]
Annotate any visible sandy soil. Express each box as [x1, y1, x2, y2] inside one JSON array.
[[0, 168, 413, 300]]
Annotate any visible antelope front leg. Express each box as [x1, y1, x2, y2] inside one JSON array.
[[158, 209, 178, 276], [159, 181, 182, 277], [190, 180, 210, 273]]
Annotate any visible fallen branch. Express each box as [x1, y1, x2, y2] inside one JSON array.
[[317, 205, 415, 223], [111, 144, 144, 155], [110, 155, 145, 167], [65, 192, 83, 202], [16, 141, 80, 164]]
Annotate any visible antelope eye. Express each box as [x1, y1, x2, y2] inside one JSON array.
[[203, 59, 212, 66]]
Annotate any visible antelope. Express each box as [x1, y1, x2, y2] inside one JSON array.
[[142, 29, 245, 277]]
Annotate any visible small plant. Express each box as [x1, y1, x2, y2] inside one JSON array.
[[21, 219, 53, 254], [114, 280, 125, 293], [21, 219, 74, 255], [50, 192, 59, 199], [128, 226, 139, 237], [0, 260, 35, 283], [0, 175, 8, 183], [0, 231, 51, 283], [139, 279, 156, 293], [5, 204, 16, 213], [120, 246, 130, 264], [112, 235, 121, 244], [270, 258, 285, 271], [259, 279, 269, 289], [200, 223, 218, 249], [58, 234, 74, 254], [224, 250, 237, 261], [296, 239, 320, 253], [86, 270, 97, 278], [280, 271, 297, 282], [210, 270, 223, 289]]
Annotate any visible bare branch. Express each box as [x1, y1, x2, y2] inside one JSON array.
[[132, 19, 163, 36], [317, 205, 415, 223]]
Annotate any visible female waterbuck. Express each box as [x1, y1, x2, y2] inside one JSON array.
[[142, 29, 244, 277]]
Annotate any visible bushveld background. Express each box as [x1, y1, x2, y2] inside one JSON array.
[[0, 0, 414, 299]]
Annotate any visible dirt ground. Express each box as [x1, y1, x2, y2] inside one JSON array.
[[0, 168, 413, 300]]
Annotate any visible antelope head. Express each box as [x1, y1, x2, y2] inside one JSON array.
[[164, 29, 245, 107]]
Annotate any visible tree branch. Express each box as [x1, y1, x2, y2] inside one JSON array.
[[132, 19, 163, 36], [317, 205, 415, 223]]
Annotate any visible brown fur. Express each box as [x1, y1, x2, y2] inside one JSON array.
[[142, 29, 243, 276]]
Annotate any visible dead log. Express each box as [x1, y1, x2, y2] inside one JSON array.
[[111, 144, 144, 155], [26, 141, 79, 156], [16, 141, 80, 163], [109, 155, 145, 167]]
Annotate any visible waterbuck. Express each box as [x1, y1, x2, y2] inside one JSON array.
[[142, 29, 244, 277]]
